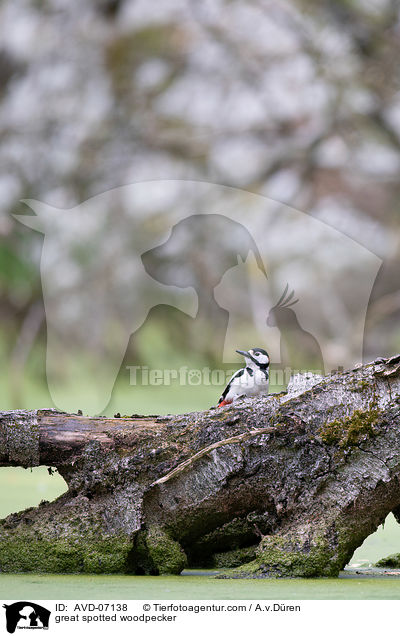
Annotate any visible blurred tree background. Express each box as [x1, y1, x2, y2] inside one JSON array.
[[0, 0, 399, 416]]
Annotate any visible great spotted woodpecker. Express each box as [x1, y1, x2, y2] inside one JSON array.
[[218, 348, 270, 407]]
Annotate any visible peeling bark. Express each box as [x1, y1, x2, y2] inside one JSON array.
[[1, 355, 400, 577]]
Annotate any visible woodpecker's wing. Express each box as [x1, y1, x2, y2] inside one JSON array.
[[218, 368, 245, 405]]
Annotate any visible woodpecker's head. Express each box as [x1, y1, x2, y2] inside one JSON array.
[[236, 347, 270, 369]]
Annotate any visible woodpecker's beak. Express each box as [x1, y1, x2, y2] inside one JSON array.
[[236, 349, 250, 358]]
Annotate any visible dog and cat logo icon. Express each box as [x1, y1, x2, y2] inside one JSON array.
[[2, 603, 50, 633]]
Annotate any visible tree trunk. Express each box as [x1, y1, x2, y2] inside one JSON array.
[[1, 355, 400, 577]]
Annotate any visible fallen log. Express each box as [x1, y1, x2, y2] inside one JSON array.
[[1, 355, 400, 577]]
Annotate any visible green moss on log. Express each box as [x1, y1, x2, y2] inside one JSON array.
[[0, 536, 132, 574], [218, 532, 350, 578], [145, 525, 187, 575], [318, 405, 381, 448], [211, 545, 257, 568], [375, 553, 400, 568]]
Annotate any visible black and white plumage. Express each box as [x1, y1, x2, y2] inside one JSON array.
[[218, 347, 270, 407]]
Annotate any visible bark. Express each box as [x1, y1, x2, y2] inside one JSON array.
[[1, 355, 400, 577]]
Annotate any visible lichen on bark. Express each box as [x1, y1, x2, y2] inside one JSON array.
[[0, 409, 41, 467]]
